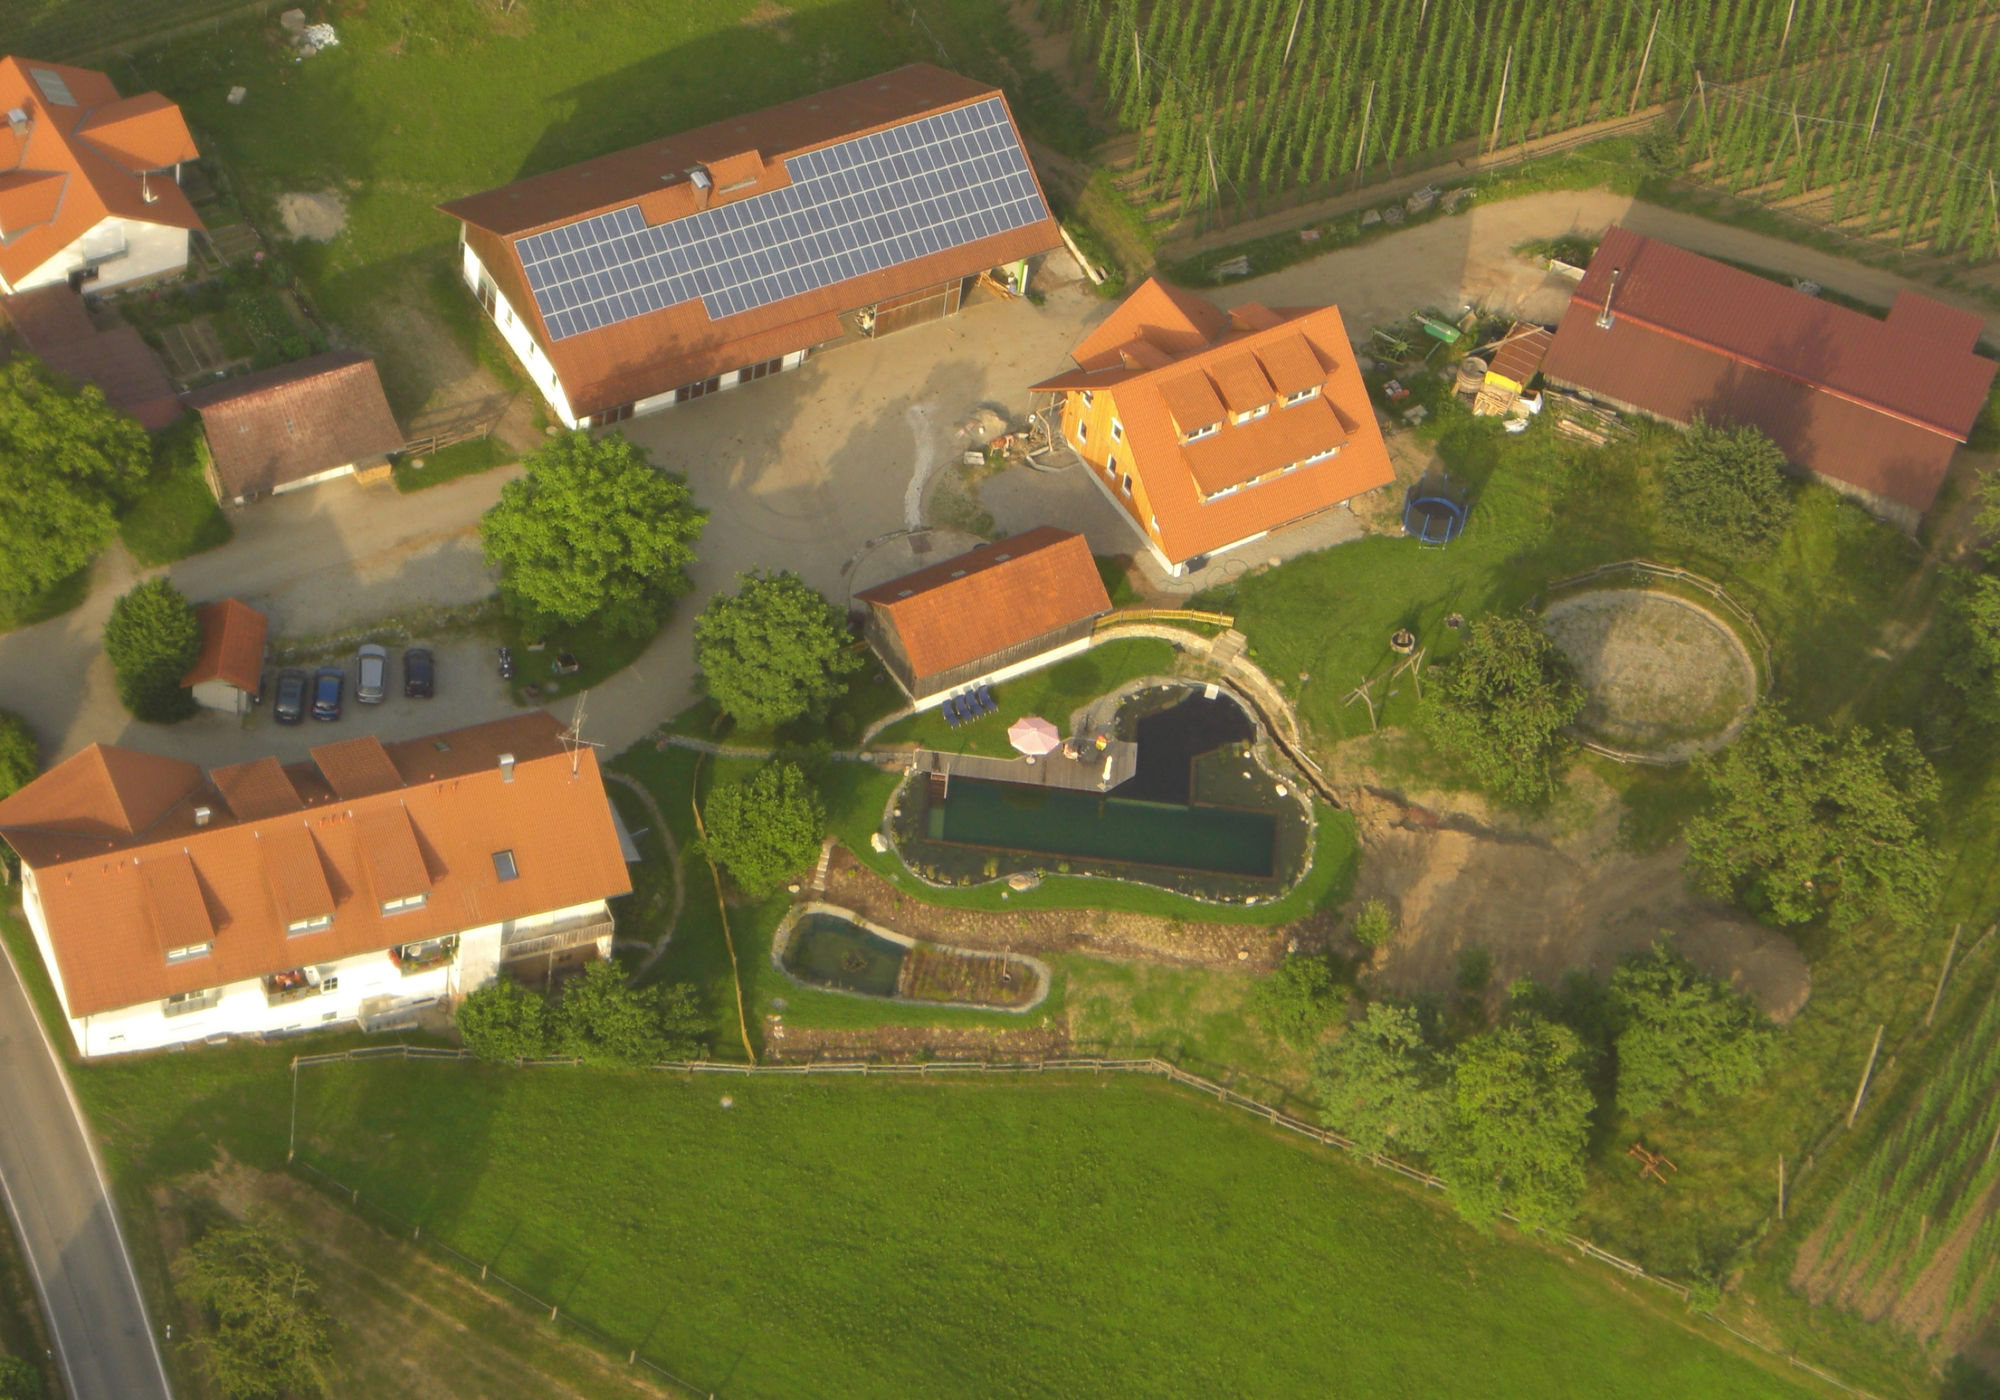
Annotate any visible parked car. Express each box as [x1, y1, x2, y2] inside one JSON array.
[[356, 644, 389, 704], [273, 668, 309, 725], [311, 667, 344, 721], [403, 647, 435, 699]]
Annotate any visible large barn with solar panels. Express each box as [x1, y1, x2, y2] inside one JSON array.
[[440, 64, 1063, 430]]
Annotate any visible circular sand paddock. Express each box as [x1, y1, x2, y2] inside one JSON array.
[[1541, 588, 1759, 763]]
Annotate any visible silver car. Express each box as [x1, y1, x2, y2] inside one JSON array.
[[356, 644, 389, 704]]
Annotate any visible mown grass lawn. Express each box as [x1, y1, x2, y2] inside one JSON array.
[[1204, 403, 1921, 748], [227, 1060, 1811, 1400], [124, 0, 1090, 414], [394, 436, 515, 492], [119, 419, 233, 567], [872, 637, 1179, 756]]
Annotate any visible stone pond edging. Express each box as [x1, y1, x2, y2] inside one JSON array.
[[770, 900, 1053, 1014]]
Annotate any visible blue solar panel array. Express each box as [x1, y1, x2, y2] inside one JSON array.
[[513, 96, 1047, 343]]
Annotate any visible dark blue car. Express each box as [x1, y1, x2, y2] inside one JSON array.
[[310, 666, 344, 721]]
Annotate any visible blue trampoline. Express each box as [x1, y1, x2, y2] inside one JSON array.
[[1402, 477, 1468, 546]]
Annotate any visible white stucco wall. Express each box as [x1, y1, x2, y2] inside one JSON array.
[[18, 873, 612, 1057], [189, 679, 251, 715], [5, 217, 190, 295], [269, 462, 358, 496]]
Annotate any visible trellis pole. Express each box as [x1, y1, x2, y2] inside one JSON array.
[[1778, 0, 1797, 58], [1630, 11, 1660, 114], [1846, 1024, 1885, 1128], [1867, 62, 1890, 146], [1490, 45, 1514, 153], [1924, 923, 1960, 1027], [1354, 79, 1376, 181]]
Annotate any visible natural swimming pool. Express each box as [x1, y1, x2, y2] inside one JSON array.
[[928, 781, 1277, 876], [776, 907, 1047, 1008], [892, 687, 1309, 897]]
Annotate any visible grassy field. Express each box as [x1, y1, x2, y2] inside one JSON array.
[[119, 419, 233, 567], [0, 1207, 56, 1400], [122, 0, 1092, 414], [104, 1053, 1815, 1400], [871, 637, 1179, 755], [394, 436, 515, 492]]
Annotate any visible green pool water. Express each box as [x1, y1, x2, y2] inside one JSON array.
[[930, 779, 1277, 877], [782, 913, 905, 997]]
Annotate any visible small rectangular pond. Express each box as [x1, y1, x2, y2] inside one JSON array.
[[781, 912, 906, 997], [928, 779, 1277, 877]]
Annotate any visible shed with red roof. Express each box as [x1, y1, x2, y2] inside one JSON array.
[[1543, 225, 1997, 529]]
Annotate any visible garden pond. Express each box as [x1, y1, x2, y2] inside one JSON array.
[[774, 906, 1047, 1011]]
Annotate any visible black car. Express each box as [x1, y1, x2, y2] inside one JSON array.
[[273, 668, 309, 725], [310, 666, 344, 721], [403, 647, 435, 699]]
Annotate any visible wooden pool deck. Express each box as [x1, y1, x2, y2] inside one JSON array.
[[913, 741, 1138, 793]]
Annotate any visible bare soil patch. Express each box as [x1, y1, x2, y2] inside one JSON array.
[[741, 0, 794, 36], [764, 1016, 1070, 1062], [1542, 589, 1757, 762], [275, 190, 348, 242], [1333, 768, 1809, 1020]]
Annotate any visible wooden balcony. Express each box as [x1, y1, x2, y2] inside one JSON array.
[[500, 910, 614, 962]]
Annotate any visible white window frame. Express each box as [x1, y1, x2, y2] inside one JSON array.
[[1232, 404, 1271, 425], [1110, 418, 1125, 443], [1183, 422, 1219, 443], [1285, 386, 1320, 405], [381, 893, 430, 916], [165, 942, 211, 964], [1076, 420, 1089, 442], [287, 914, 333, 936], [1302, 445, 1341, 465]]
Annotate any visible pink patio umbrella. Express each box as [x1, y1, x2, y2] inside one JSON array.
[[1007, 715, 1063, 756]]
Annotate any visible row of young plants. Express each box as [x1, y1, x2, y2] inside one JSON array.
[[1039, 0, 1997, 233], [1690, 1, 2000, 256], [1805, 971, 2000, 1337]]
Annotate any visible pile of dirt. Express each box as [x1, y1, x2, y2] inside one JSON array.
[[1333, 769, 1810, 1020], [764, 1015, 1069, 1062], [276, 190, 347, 242]]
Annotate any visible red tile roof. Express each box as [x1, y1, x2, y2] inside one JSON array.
[[184, 350, 404, 498], [1544, 226, 1997, 514], [0, 712, 633, 1018], [181, 598, 266, 694], [440, 65, 1061, 420], [1032, 279, 1394, 565], [856, 527, 1110, 684], [2, 285, 181, 429], [0, 57, 202, 289]]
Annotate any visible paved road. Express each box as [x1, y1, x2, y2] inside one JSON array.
[[0, 936, 172, 1400]]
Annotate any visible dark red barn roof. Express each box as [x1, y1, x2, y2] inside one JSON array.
[[1543, 225, 1996, 517]]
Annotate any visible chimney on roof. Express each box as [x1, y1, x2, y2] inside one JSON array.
[[498, 753, 516, 783], [193, 805, 212, 827], [1595, 268, 1621, 330]]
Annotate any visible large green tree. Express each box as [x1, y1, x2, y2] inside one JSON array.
[[1684, 711, 1941, 930], [552, 961, 706, 1066], [1437, 1013, 1594, 1233], [478, 431, 706, 637], [0, 357, 150, 607], [1943, 569, 2000, 724], [1610, 944, 1772, 1119], [1312, 1001, 1450, 1158], [0, 709, 37, 800], [701, 760, 826, 898], [1424, 615, 1584, 804], [694, 570, 860, 727], [1658, 419, 1795, 557], [103, 578, 201, 722], [172, 1225, 332, 1400]]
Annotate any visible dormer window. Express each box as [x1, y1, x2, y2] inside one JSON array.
[[287, 914, 333, 936], [1285, 386, 1320, 405], [1183, 422, 1220, 443], [381, 893, 429, 916], [1232, 404, 1271, 425], [166, 942, 211, 964], [1303, 445, 1340, 465]]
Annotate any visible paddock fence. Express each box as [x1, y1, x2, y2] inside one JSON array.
[[286, 1043, 1885, 1398], [1538, 558, 1774, 682]]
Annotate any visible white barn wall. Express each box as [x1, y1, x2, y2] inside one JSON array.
[[8, 217, 190, 294]]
